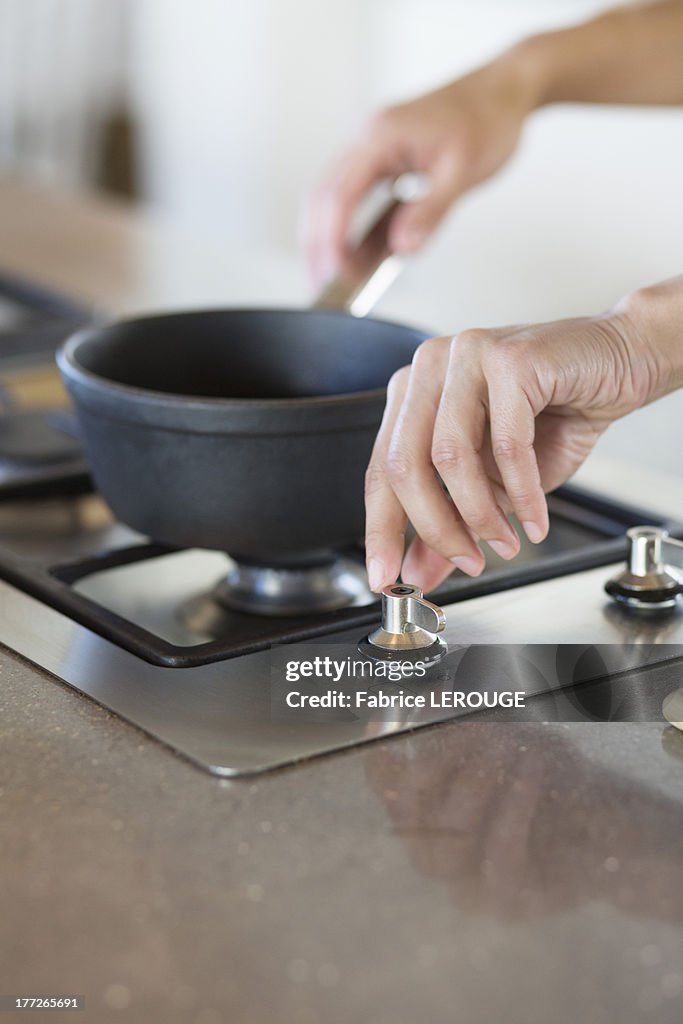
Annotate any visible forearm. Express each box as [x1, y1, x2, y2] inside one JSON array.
[[511, 0, 683, 108]]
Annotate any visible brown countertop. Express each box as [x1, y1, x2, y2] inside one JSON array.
[[5, 652, 683, 1024], [2, 178, 683, 1024], [0, 177, 146, 309]]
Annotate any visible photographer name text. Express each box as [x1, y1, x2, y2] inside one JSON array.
[[284, 689, 526, 710]]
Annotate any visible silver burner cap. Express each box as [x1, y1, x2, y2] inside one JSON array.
[[212, 556, 375, 617]]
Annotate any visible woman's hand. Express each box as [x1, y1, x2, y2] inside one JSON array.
[[364, 279, 683, 593], [305, 50, 540, 286], [306, 1, 683, 287]]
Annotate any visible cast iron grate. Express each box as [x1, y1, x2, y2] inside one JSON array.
[[0, 485, 678, 669]]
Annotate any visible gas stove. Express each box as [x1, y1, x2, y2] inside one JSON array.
[[2, 482, 683, 775]]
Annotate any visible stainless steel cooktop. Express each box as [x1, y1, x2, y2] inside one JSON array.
[[1, 488, 683, 775]]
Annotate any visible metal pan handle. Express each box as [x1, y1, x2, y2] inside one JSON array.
[[311, 200, 403, 318]]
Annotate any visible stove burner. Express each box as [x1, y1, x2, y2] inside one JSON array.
[[211, 555, 374, 617], [605, 526, 683, 611], [0, 485, 676, 669], [604, 572, 682, 610]]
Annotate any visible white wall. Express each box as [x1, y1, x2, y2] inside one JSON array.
[[130, 0, 376, 247]]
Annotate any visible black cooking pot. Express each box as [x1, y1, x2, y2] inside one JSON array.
[[58, 308, 425, 563]]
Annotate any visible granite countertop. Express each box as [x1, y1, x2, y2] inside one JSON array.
[[4, 648, 683, 1024], [2, 178, 683, 1023]]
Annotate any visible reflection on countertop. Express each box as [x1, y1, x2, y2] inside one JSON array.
[[366, 721, 683, 923]]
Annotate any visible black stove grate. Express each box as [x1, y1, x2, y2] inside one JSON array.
[[0, 484, 679, 669]]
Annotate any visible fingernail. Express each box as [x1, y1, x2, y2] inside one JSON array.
[[367, 557, 386, 592], [488, 539, 518, 560], [450, 555, 483, 576], [522, 521, 545, 544]]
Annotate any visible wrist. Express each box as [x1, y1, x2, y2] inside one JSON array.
[[509, 4, 656, 109], [446, 39, 551, 119], [501, 33, 560, 112], [613, 278, 683, 404]]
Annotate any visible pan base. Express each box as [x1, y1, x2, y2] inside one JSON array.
[[183, 555, 375, 623]]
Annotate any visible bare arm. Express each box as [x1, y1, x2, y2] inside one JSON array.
[[526, 0, 683, 107]]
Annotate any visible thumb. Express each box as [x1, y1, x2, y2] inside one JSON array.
[[389, 156, 464, 253]]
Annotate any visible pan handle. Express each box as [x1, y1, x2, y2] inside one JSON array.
[[311, 200, 403, 318]]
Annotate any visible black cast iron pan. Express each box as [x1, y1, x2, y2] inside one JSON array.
[[57, 205, 428, 564]]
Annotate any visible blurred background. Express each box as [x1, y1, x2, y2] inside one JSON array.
[[1, 0, 682, 474]]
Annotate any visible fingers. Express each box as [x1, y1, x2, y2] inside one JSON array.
[[389, 153, 464, 254], [384, 338, 484, 582], [432, 333, 521, 560], [306, 111, 467, 282], [364, 367, 410, 592], [367, 328, 552, 595], [401, 535, 466, 594], [306, 144, 393, 287], [487, 376, 549, 543]]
